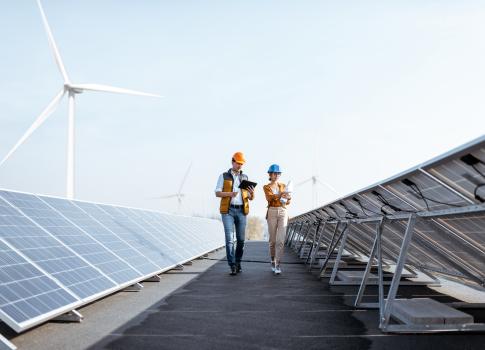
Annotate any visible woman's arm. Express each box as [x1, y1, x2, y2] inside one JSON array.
[[263, 185, 280, 203]]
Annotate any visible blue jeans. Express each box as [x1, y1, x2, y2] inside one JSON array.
[[221, 207, 247, 266]]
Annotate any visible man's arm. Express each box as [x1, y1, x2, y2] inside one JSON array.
[[214, 173, 237, 198]]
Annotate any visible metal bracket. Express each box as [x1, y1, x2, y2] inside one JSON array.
[[0, 334, 16, 350], [52, 309, 83, 323], [380, 214, 417, 329], [355, 219, 384, 307], [319, 222, 346, 278], [308, 222, 327, 270], [124, 282, 143, 292], [144, 275, 161, 282], [172, 264, 184, 271], [329, 223, 351, 284], [183, 261, 193, 266]]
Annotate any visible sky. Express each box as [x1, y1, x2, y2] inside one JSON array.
[[0, 0, 484, 219]]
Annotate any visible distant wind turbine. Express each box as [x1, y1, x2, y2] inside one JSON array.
[[296, 175, 339, 208], [0, 0, 161, 199], [150, 163, 192, 213], [296, 131, 339, 208]]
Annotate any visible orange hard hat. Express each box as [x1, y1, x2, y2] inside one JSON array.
[[232, 152, 246, 164]]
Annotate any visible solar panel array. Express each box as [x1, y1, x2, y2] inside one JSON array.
[[288, 135, 485, 287], [0, 190, 224, 333]]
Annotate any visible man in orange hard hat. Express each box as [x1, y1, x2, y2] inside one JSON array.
[[215, 152, 255, 275]]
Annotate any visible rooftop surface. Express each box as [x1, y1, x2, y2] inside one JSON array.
[[4, 241, 485, 349]]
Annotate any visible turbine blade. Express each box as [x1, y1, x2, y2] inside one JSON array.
[[0, 89, 65, 167], [155, 194, 179, 199], [316, 178, 339, 195], [177, 162, 192, 195], [295, 178, 312, 187], [36, 0, 70, 83], [70, 84, 162, 98]]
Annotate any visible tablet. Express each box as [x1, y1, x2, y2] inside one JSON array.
[[238, 180, 257, 190]]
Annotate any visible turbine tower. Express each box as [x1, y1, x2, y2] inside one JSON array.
[[0, 0, 161, 199], [152, 162, 192, 213]]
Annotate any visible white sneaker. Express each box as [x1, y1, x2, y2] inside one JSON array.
[[274, 266, 282, 275], [271, 262, 276, 273]]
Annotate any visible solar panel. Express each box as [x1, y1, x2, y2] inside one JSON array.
[[0, 238, 79, 332], [39, 196, 160, 277], [72, 201, 179, 269], [0, 192, 115, 300], [0, 188, 223, 338]]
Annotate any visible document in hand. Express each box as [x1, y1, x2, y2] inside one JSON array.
[[238, 180, 257, 190]]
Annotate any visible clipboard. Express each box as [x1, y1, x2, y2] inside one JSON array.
[[238, 180, 257, 190]]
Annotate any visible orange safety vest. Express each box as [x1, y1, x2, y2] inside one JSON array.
[[219, 170, 250, 215]]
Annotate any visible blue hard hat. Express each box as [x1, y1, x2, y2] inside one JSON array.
[[267, 164, 281, 173]]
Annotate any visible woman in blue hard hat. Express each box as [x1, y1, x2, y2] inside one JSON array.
[[263, 164, 291, 275]]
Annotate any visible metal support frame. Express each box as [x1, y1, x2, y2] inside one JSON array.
[[291, 221, 305, 249], [287, 222, 297, 247], [319, 222, 346, 278], [285, 222, 295, 245], [380, 214, 416, 330], [52, 309, 83, 323], [297, 222, 312, 255], [124, 282, 143, 292], [329, 223, 351, 284], [308, 221, 326, 269], [144, 275, 161, 282], [304, 220, 322, 263], [0, 334, 16, 350], [354, 218, 385, 308], [288, 221, 305, 247]]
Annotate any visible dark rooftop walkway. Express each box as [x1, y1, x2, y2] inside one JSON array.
[[92, 241, 485, 350]]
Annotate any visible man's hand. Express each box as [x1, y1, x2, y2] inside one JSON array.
[[229, 192, 238, 198], [247, 186, 255, 199]]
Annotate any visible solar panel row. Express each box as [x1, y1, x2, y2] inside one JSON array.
[[286, 136, 485, 332], [289, 135, 485, 287], [0, 190, 223, 334]]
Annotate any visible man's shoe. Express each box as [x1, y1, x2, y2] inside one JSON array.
[[274, 266, 282, 275], [236, 263, 242, 273], [230, 266, 237, 275], [271, 262, 276, 273]]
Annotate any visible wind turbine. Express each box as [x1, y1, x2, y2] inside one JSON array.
[[296, 175, 339, 208], [0, 0, 161, 199], [296, 131, 339, 208], [151, 162, 192, 213]]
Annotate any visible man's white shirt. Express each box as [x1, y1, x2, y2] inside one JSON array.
[[215, 170, 244, 205]]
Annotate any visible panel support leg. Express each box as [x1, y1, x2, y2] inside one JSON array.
[[308, 222, 326, 270], [381, 214, 416, 330], [319, 222, 345, 278], [172, 264, 184, 271], [355, 219, 383, 308], [124, 282, 143, 292], [144, 275, 161, 282], [53, 309, 83, 323], [329, 223, 351, 284]]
